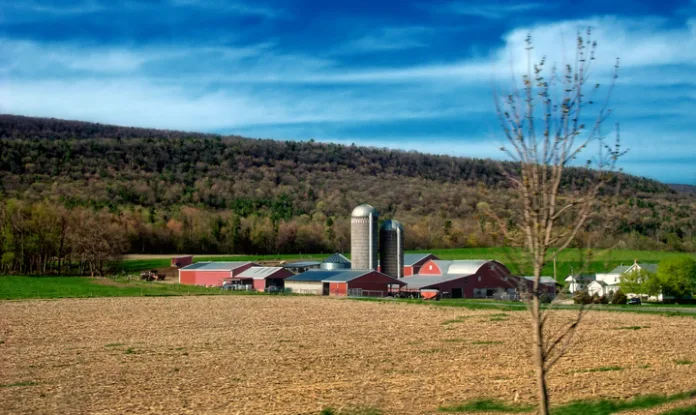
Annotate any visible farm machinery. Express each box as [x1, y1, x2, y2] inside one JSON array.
[[140, 270, 166, 281]]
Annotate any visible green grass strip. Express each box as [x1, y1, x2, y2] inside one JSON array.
[[439, 389, 696, 415]]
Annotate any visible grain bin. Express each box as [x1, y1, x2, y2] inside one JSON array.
[[350, 204, 378, 270], [320, 253, 351, 270], [379, 219, 404, 278]]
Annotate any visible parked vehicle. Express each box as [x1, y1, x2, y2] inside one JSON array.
[[627, 297, 642, 305]]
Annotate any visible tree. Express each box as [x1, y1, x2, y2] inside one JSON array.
[[657, 258, 696, 298], [619, 268, 658, 297], [489, 30, 625, 415]]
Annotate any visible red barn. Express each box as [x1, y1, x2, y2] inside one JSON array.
[[378, 253, 439, 277], [404, 260, 526, 299], [402, 253, 439, 276], [234, 267, 294, 292], [285, 269, 405, 296], [178, 262, 257, 287]]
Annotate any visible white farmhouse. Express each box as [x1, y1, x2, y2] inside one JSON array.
[[564, 274, 596, 293], [588, 261, 658, 298]]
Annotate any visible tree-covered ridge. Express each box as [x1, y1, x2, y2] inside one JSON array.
[[0, 114, 694, 274]]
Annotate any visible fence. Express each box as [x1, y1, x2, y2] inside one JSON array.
[[347, 288, 388, 298]]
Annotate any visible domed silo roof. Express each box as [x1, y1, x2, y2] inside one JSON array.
[[380, 219, 403, 231], [351, 204, 378, 218]]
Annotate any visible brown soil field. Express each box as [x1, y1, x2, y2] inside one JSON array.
[[1, 297, 695, 415]]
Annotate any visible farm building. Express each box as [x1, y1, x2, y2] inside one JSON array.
[[284, 269, 405, 296], [378, 253, 439, 277], [178, 262, 257, 287], [233, 267, 294, 292], [402, 253, 439, 276], [402, 259, 555, 299], [171, 255, 193, 268]]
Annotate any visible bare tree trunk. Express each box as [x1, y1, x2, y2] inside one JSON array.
[[531, 296, 550, 415]]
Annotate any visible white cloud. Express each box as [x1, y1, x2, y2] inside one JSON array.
[[333, 27, 432, 54], [441, 2, 546, 19]]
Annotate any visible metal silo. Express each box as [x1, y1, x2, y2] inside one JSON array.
[[351, 204, 378, 270], [379, 219, 404, 278]]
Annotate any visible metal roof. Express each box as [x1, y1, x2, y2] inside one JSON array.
[[429, 260, 453, 273], [402, 274, 471, 290], [179, 262, 252, 271], [283, 261, 322, 268], [447, 260, 491, 275], [286, 270, 349, 282], [322, 270, 375, 282], [236, 267, 286, 280], [351, 204, 378, 217], [286, 269, 405, 285], [403, 253, 435, 266], [322, 253, 351, 265]]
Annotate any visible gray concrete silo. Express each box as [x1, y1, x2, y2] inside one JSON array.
[[351, 204, 378, 270], [379, 219, 404, 278]]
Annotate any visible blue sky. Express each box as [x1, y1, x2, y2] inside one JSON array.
[[1, 0, 694, 184]]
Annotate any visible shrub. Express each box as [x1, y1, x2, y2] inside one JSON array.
[[591, 293, 601, 304], [599, 294, 609, 304], [612, 290, 627, 305], [573, 291, 592, 305]]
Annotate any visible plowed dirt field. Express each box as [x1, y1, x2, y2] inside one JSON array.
[[1, 296, 694, 415]]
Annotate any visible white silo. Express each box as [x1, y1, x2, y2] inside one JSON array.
[[351, 204, 378, 270]]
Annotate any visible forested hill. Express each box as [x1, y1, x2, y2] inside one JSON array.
[[0, 114, 675, 194], [1, 114, 694, 268]]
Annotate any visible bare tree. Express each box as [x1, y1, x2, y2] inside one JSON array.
[[490, 29, 626, 414]]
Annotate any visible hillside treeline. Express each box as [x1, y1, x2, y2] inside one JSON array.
[[0, 115, 694, 274]]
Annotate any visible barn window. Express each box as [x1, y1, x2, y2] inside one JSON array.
[[504, 277, 508, 281], [477, 276, 481, 282], [429, 265, 432, 270]]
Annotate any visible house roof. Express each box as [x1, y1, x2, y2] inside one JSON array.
[[403, 253, 436, 266], [588, 280, 607, 287], [402, 274, 471, 290], [566, 274, 596, 282], [524, 276, 557, 285], [180, 262, 252, 271], [236, 267, 286, 280], [322, 253, 351, 265], [609, 263, 658, 275]]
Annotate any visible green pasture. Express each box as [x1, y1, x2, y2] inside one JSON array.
[[0, 276, 259, 300]]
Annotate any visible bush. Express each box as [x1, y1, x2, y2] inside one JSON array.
[[612, 290, 627, 305], [599, 294, 610, 304], [573, 291, 592, 304], [591, 293, 601, 304]]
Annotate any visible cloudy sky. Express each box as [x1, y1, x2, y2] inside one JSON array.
[[1, 0, 695, 184]]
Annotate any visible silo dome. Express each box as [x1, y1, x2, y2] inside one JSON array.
[[350, 204, 379, 270], [352, 204, 378, 218], [379, 219, 404, 278], [380, 219, 403, 231]]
